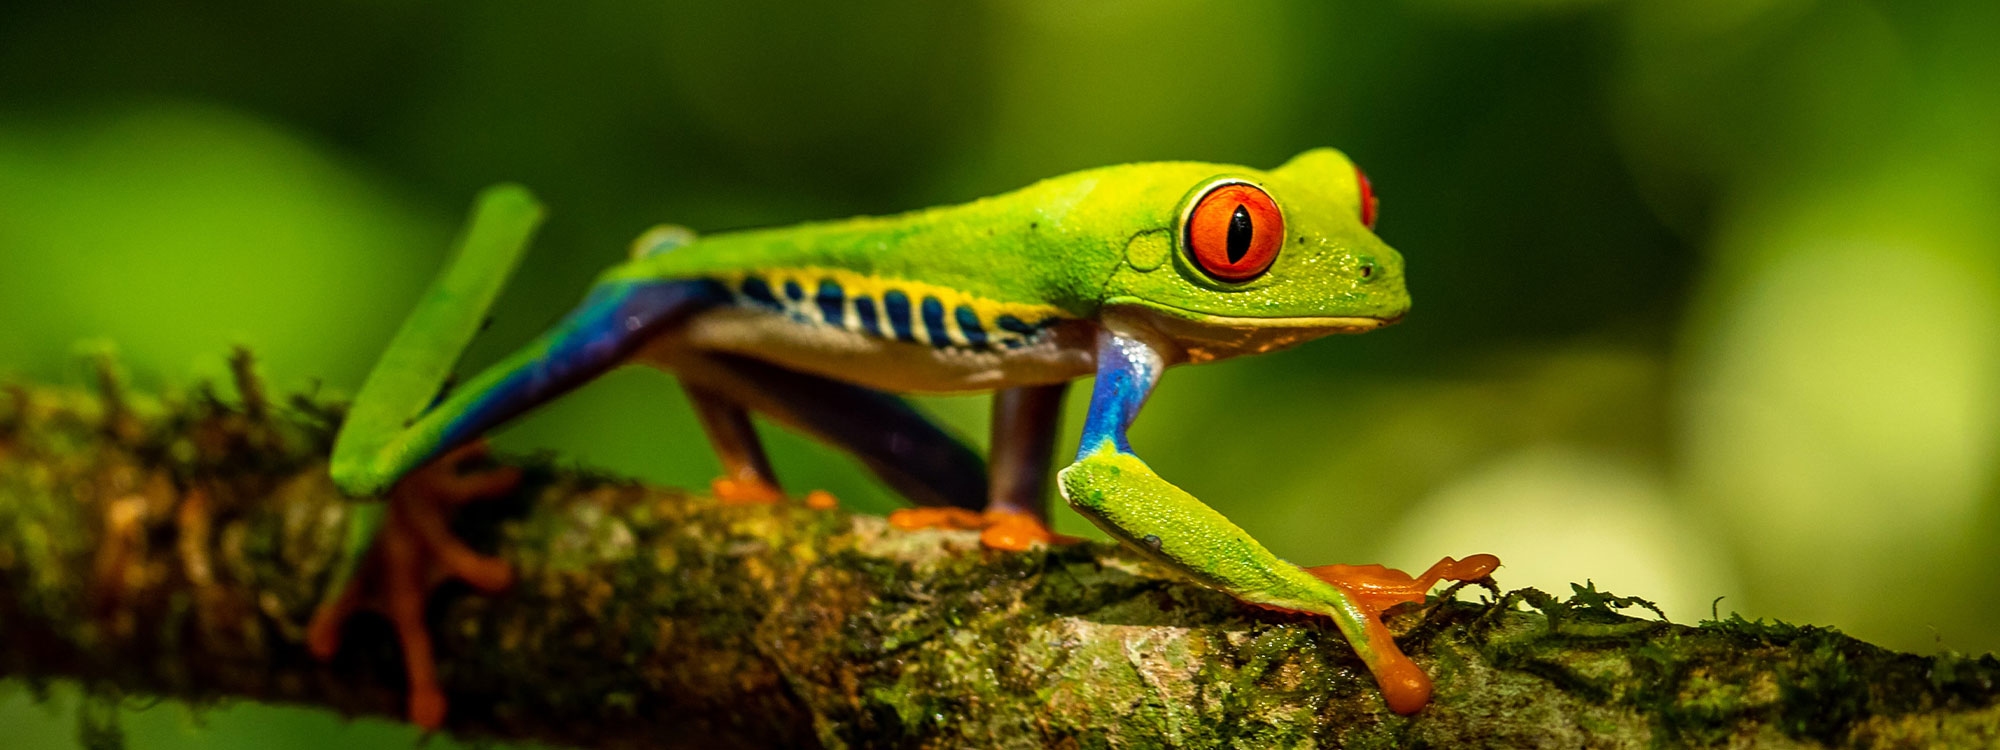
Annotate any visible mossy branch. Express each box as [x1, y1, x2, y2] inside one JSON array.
[[3, 365, 2000, 749]]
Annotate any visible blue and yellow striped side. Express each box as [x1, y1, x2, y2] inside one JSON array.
[[711, 268, 1064, 351]]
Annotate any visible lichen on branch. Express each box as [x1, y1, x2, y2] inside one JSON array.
[[1, 362, 1999, 748]]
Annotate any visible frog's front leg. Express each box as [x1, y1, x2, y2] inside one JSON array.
[[978, 383, 1076, 548], [683, 383, 787, 504], [1055, 325, 1496, 715], [887, 382, 1077, 550]]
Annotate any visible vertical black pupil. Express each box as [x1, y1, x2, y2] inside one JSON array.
[[1226, 204, 1254, 263]]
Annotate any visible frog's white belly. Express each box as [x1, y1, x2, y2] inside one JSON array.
[[639, 307, 1098, 394]]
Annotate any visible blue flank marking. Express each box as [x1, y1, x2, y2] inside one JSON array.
[[440, 279, 724, 455], [816, 280, 845, 326], [741, 276, 1026, 353], [954, 306, 988, 350], [782, 280, 807, 321], [740, 276, 780, 309], [920, 297, 950, 347], [996, 314, 1039, 349], [854, 296, 880, 336], [883, 290, 916, 342]]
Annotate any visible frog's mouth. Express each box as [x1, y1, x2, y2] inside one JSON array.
[[1106, 299, 1402, 362]]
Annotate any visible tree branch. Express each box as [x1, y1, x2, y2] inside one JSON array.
[[2, 367, 1999, 748]]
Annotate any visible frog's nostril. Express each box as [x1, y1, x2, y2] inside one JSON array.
[[1360, 264, 1375, 279]]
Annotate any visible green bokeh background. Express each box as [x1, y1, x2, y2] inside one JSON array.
[[4, 0, 1998, 746]]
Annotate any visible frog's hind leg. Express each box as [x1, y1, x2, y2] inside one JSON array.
[[659, 349, 989, 512], [315, 271, 728, 729]]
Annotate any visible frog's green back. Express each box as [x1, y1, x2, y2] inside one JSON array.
[[605, 148, 1403, 328], [610, 162, 1155, 316]]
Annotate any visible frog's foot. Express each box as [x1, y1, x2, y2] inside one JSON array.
[[803, 489, 839, 510], [1297, 553, 1500, 715], [1303, 554, 1501, 616], [887, 507, 1081, 551], [710, 475, 785, 505], [305, 441, 521, 730], [711, 476, 839, 510], [888, 506, 983, 532], [978, 509, 1081, 550]]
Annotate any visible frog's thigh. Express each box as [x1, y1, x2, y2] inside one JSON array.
[[648, 345, 989, 511]]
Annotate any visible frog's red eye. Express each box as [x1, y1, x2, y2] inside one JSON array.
[[1185, 182, 1283, 282], [1356, 167, 1379, 230]]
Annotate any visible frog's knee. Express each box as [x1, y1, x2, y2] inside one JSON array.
[[630, 224, 698, 259]]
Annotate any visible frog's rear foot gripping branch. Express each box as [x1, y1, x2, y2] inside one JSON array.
[[306, 441, 521, 730]]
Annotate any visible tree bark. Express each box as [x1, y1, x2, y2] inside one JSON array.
[[2, 367, 1999, 749]]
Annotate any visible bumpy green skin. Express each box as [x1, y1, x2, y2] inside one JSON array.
[[1060, 452, 1386, 649], [607, 147, 1405, 323]]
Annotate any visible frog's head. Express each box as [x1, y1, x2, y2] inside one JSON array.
[[1092, 148, 1407, 362]]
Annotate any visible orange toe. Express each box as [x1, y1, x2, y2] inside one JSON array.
[[409, 688, 448, 732], [1371, 641, 1434, 715], [978, 510, 1080, 551], [711, 476, 785, 505], [803, 490, 839, 510], [306, 576, 363, 661]]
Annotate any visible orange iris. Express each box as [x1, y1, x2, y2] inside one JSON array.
[[1185, 182, 1283, 282]]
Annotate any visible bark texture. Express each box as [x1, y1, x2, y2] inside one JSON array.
[[3, 366, 2000, 748]]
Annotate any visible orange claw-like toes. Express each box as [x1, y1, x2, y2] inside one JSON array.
[[306, 571, 363, 662], [1303, 553, 1500, 616], [978, 510, 1081, 551], [1298, 553, 1499, 715], [889, 507, 1079, 551], [888, 506, 986, 531], [803, 490, 839, 510], [711, 475, 786, 505], [305, 440, 522, 731]]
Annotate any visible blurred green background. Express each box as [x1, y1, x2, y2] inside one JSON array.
[[4, 0, 1998, 746]]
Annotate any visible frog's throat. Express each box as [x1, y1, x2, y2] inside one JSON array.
[[1104, 300, 1398, 363]]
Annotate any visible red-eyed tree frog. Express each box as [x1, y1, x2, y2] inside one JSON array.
[[306, 148, 1499, 728]]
